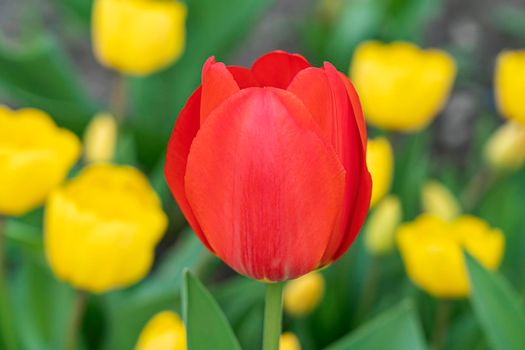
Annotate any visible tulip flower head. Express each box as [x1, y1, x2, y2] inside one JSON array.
[[484, 121, 525, 172], [135, 311, 186, 350], [284, 271, 325, 317], [279, 332, 301, 350], [397, 214, 504, 298], [495, 50, 525, 125], [0, 106, 81, 216], [364, 195, 402, 256], [92, 0, 187, 76], [366, 137, 393, 207], [45, 164, 167, 293], [165, 51, 372, 281], [421, 180, 461, 221], [83, 112, 118, 163], [351, 41, 456, 132]]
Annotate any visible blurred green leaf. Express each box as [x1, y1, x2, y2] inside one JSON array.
[[493, 5, 525, 41], [465, 253, 525, 350], [325, 300, 426, 350], [102, 233, 206, 350], [0, 36, 96, 132], [130, 0, 274, 168], [12, 252, 76, 350], [183, 270, 242, 350]]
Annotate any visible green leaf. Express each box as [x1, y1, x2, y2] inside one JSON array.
[[465, 253, 525, 350], [325, 300, 426, 350], [0, 36, 96, 132], [102, 233, 207, 350], [182, 270, 242, 350]]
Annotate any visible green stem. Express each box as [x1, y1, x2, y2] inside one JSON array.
[[64, 290, 86, 350], [431, 300, 451, 350], [354, 256, 380, 326], [110, 73, 128, 122], [262, 282, 284, 350], [0, 216, 18, 350]]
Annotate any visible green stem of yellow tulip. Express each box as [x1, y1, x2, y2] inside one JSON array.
[[354, 257, 380, 325], [462, 167, 495, 211], [431, 300, 451, 350], [262, 282, 284, 350], [111, 73, 128, 122], [64, 290, 86, 350], [0, 216, 18, 350]]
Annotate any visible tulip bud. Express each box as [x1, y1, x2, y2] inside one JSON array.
[[45, 164, 167, 293], [366, 137, 394, 208], [165, 51, 372, 281], [351, 41, 456, 132], [397, 214, 504, 298], [421, 180, 461, 221], [92, 0, 187, 76], [494, 50, 525, 125], [364, 196, 402, 256], [0, 106, 81, 216], [83, 112, 117, 163], [135, 311, 186, 350], [484, 121, 525, 172], [279, 332, 301, 350], [283, 271, 325, 317]]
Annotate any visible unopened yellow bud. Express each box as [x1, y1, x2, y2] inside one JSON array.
[[351, 41, 456, 132], [135, 311, 186, 350], [45, 164, 167, 293], [484, 121, 525, 171], [421, 180, 461, 221], [84, 113, 117, 163], [92, 0, 187, 76], [364, 196, 402, 255], [397, 214, 504, 298], [284, 271, 325, 317], [494, 50, 525, 124], [279, 332, 301, 350], [366, 137, 394, 207], [0, 106, 81, 216]]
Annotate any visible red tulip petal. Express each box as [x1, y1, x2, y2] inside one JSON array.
[[339, 72, 367, 152], [200, 60, 240, 124], [227, 66, 260, 88], [251, 51, 311, 89], [165, 88, 213, 251], [185, 87, 345, 281], [288, 62, 370, 263]]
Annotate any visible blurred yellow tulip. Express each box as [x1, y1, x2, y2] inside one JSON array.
[[92, 0, 187, 76], [365, 195, 402, 256], [495, 50, 525, 125], [0, 106, 81, 216], [135, 311, 186, 350], [366, 137, 393, 207], [397, 214, 504, 298], [421, 180, 461, 221], [351, 41, 456, 132], [484, 121, 525, 171], [45, 164, 167, 293], [84, 112, 117, 163], [284, 271, 325, 317], [279, 332, 301, 350]]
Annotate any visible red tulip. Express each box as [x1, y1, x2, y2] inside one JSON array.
[[165, 51, 372, 281]]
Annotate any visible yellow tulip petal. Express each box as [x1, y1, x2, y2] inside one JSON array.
[[136, 311, 187, 350], [84, 112, 118, 163], [484, 121, 525, 171], [421, 180, 461, 221], [366, 137, 394, 207], [280, 332, 301, 350], [495, 50, 525, 125], [284, 271, 325, 317], [364, 195, 402, 256]]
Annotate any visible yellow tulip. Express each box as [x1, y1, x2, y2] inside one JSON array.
[[283, 271, 325, 317], [484, 121, 525, 171], [279, 332, 301, 350], [366, 137, 394, 207], [84, 112, 118, 163], [135, 311, 186, 350], [45, 164, 167, 293], [351, 41, 456, 132], [364, 195, 402, 256], [421, 180, 461, 221], [495, 50, 525, 125], [397, 214, 504, 298], [92, 0, 187, 76], [0, 106, 81, 216]]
